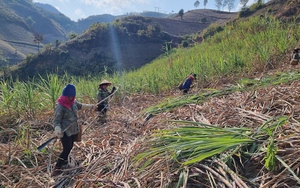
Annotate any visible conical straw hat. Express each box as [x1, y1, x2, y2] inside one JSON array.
[[99, 80, 112, 86]]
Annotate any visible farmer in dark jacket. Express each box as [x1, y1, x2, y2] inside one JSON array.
[[52, 84, 95, 177], [179, 74, 196, 94], [290, 47, 300, 65], [97, 80, 116, 122]]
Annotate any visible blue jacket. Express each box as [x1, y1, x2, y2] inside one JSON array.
[[181, 75, 195, 90], [181, 78, 192, 89]]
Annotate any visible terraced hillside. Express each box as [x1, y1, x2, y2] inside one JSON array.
[[152, 9, 237, 36]]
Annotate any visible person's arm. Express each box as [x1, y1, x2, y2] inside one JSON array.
[[53, 105, 64, 138], [97, 90, 102, 102], [76, 100, 95, 110], [110, 86, 116, 95], [81, 103, 95, 110]]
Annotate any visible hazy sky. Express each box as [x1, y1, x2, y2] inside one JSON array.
[[33, 0, 256, 21]]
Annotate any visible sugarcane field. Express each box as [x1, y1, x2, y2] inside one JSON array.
[[1, 0, 300, 187]]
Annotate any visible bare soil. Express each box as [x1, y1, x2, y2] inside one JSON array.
[[152, 9, 237, 36]]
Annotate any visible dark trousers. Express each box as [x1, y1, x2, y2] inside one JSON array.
[[55, 133, 77, 168], [97, 104, 108, 114]]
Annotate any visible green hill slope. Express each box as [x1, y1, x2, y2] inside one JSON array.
[[0, 0, 69, 65], [8, 9, 236, 80]]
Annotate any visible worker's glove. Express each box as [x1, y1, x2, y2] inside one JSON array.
[[54, 126, 62, 138], [111, 86, 116, 94]]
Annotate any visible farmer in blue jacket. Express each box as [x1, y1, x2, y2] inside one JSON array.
[[179, 73, 196, 94]]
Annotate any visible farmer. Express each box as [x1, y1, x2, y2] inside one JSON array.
[[290, 47, 300, 65], [97, 80, 116, 122], [179, 73, 196, 94], [52, 84, 95, 177]]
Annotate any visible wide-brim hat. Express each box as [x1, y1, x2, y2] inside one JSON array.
[[99, 80, 112, 86]]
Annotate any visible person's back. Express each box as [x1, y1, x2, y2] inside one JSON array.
[[293, 51, 300, 60], [179, 74, 196, 94], [290, 48, 300, 65]]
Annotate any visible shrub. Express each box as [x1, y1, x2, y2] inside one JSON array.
[[202, 24, 224, 40], [182, 41, 189, 48], [201, 17, 207, 23], [238, 7, 252, 17]]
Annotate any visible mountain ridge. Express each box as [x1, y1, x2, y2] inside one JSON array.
[[0, 1, 237, 79]]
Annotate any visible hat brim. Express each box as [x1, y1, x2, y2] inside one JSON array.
[[99, 79, 112, 86], [100, 83, 112, 86]]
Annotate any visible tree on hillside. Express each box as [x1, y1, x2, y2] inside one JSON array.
[[178, 9, 184, 19], [33, 33, 43, 53], [0, 50, 8, 66], [203, 0, 208, 9], [43, 44, 53, 55], [223, 0, 228, 10], [55, 40, 60, 48], [68, 32, 78, 39], [240, 0, 249, 7], [194, 0, 200, 9], [215, 0, 223, 10], [227, 0, 235, 12], [257, 0, 264, 5]]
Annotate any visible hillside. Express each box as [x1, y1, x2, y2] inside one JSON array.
[[151, 9, 236, 36], [0, 0, 120, 66], [0, 0, 237, 72], [0, 0, 226, 67], [8, 9, 237, 80], [0, 0, 69, 65]]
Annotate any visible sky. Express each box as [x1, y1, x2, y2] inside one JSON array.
[[32, 0, 256, 21]]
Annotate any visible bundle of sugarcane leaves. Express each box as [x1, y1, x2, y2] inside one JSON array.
[[133, 116, 300, 188]]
